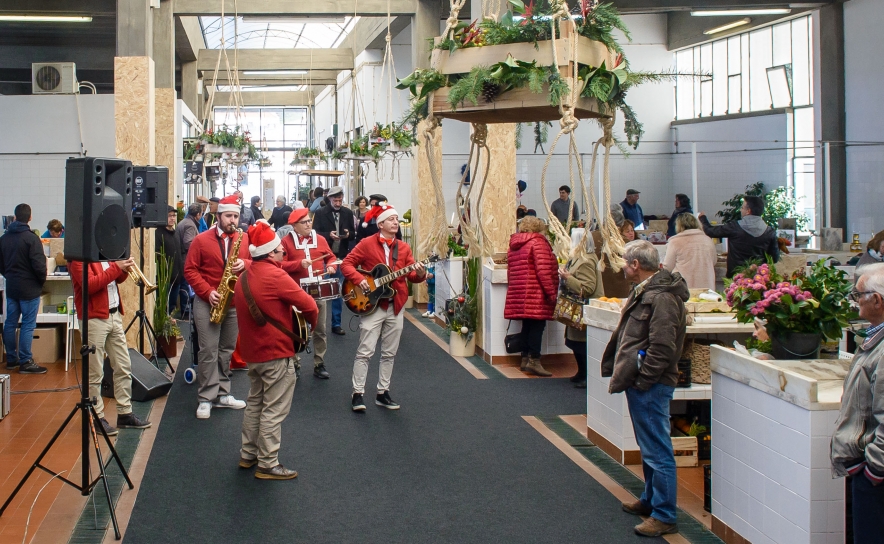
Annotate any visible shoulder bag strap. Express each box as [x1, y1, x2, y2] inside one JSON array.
[[241, 271, 306, 344]]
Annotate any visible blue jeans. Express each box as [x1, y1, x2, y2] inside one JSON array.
[[626, 382, 678, 524], [851, 473, 884, 544], [330, 268, 343, 328], [3, 297, 40, 364]]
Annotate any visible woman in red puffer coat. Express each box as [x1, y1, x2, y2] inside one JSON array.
[[505, 216, 559, 376]]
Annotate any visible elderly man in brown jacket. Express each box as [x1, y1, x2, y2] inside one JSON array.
[[601, 240, 689, 538]]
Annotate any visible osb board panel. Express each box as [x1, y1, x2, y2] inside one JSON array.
[[412, 118, 443, 304], [115, 56, 156, 164], [115, 56, 156, 349], [432, 86, 604, 124], [479, 124, 516, 255], [437, 35, 611, 75], [155, 87, 177, 202]]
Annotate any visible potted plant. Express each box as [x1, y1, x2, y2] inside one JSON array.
[[716, 182, 812, 233], [447, 258, 480, 356], [154, 247, 181, 357], [725, 259, 856, 359]]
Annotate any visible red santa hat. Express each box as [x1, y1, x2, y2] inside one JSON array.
[[287, 207, 310, 226], [361, 202, 397, 228], [217, 194, 241, 214], [248, 221, 280, 257]]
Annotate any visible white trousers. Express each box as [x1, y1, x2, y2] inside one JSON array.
[[351, 305, 403, 395]]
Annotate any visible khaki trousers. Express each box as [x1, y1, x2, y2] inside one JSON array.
[[240, 357, 298, 469], [83, 312, 132, 418], [193, 297, 237, 403], [312, 300, 327, 367], [351, 305, 403, 394]]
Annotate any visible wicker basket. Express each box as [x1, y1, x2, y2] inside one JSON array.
[[681, 339, 711, 385]]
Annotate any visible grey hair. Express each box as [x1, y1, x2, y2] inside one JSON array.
[[623, 240, 660, 271], [187, 203, 203, 217], [857, 262, 884, 297], [276, 195, 286, 204], [608, 204, 626, 228]]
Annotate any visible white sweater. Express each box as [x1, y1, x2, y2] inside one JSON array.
[[663, 228, 718, 290]]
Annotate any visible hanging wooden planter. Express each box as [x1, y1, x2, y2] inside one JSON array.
[[429, 25, 613, 124]]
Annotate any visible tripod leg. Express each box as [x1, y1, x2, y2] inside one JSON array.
[[88, 405, 134, 490], [87, 411, 122, 540], [0, 405, 81, 516]]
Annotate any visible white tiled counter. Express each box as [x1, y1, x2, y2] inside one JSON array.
[[710, 346, 849, 544], [583, 305, 752, 464], [478, 263, 569, 364]]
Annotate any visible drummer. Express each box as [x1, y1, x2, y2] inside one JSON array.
[[280, 207, 338, 379]]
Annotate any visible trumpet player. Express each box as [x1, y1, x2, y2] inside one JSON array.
[[184, 194, 250, 419], [69, 258, 152, 436]]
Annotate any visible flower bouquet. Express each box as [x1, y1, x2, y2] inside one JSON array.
[[725, 259, 856, 359]]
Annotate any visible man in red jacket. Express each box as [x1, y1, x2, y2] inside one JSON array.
[[234, 222, 318, 480], [279, 207, 337, 379], [69, 259, 152, 436], [183, 194, 250, 419], [341, 204, 426, 412]]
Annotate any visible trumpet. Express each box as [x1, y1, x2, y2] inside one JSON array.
[[127, 263, 157, 295]]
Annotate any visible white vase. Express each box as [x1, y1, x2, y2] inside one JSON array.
[[449, 333, 476, 357]]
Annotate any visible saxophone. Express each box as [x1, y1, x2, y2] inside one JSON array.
[[209, 228, 243, 324]]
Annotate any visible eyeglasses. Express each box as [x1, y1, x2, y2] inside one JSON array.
[[849, 290, 877, 302], [271, 248, 286, 255], [296, 219, 312, 225]]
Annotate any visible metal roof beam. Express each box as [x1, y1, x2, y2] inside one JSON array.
[[174, 0, 417, 17], [197, 48, 354, 71]]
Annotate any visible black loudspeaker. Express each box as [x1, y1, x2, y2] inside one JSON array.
[[101, 348, 173, 402], [64, 157, 133, 262], [132, 166, 169, 228]]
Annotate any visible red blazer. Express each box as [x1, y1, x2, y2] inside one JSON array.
[[184, 228, 251, 303], [68, 261, 128, 320], [279, 231, 337, 282], [341, 234, 425, 315], [504, 232, 558, 320], [233, 259, 319, 363]]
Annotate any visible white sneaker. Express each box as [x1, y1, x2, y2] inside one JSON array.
[[196, 401, 212, 419], [213, 395, 246, 409], [422, 311, 433, 318]]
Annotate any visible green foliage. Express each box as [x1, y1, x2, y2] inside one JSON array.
[[447, 257, 481, 340], [153, 247, 181, 339], [447, 65, 494, 107], [746, 336, 772, 353], [448, 234, 468, 257], [688, 421, 708, 437], [716, 182, 813, 232], [574, 2, 631, 56]]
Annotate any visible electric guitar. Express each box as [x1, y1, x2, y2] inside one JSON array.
[[343, 255, 438, 315]]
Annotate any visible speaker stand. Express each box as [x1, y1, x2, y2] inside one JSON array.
[[0, 264, 134, 540], [124, 227, 172, 373]]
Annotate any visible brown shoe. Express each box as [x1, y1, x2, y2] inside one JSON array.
[[622, 499, 652, 516], [255, 464, 298, 480], [634, 517, 678, 537], [520, 356, 529, 371], [525, 357, 552, 377], [239, 457, 257, 469]]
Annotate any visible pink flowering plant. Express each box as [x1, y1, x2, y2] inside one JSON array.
[[725, 258, 856, 341]]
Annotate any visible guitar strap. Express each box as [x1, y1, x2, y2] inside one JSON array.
[[240, 271, 307, 346]]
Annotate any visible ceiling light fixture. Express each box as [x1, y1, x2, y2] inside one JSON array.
[[703, 18, 752, 35], [691, 9, 791, 17], [0, 14, 92, 22], [243, 70, 308, 76]]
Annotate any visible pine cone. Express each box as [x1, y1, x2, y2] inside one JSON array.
[[481, 82, 501, 102]]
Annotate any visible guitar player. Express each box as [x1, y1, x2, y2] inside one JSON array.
[[233, 221, 318, 480], [341, 204, 426, 412]]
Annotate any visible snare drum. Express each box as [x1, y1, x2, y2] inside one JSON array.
[[300, 277, 342, 301]]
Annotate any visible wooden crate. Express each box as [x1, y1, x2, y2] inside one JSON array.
[[429, 25, 612, 124], [671, 436, 699, 467]]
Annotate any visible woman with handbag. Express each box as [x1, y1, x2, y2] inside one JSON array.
[[557, 231, 602, 388], [504, 216, 559, 376]]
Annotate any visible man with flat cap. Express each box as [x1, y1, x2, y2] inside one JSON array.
[[313, 186, 354, 335], [620, 189, 645, 230]]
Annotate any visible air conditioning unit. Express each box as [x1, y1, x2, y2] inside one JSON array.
[[32, 62, 78, 95]]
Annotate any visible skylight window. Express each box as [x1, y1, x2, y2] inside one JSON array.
[[200, 16, 360, 49]]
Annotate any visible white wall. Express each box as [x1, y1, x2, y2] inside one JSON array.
[[0, 94, 115, 233], [844, 0, 884, 238]]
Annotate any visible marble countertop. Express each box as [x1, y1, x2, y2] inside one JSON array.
[[583, 305, 753, 334], [710, 345, 850, 410]]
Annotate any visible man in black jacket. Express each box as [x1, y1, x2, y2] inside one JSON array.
[[313, 186, 354, 335], [268, 195, 293, 231], [0, 204, 48, 373], [155, 206, 185, 316], [698, 195, 779, 277], [249, 196, 264, 223]]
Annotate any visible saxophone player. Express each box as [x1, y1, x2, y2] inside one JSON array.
[[183, 194, 250, 419]]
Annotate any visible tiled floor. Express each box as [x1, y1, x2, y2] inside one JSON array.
[[493, 357, 579, 379]]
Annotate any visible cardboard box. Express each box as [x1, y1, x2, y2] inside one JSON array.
[[3, 326, 63, 364]]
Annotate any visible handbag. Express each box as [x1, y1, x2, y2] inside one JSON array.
[[504, 320, 522, 354], [554, 287, 587, 331]]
